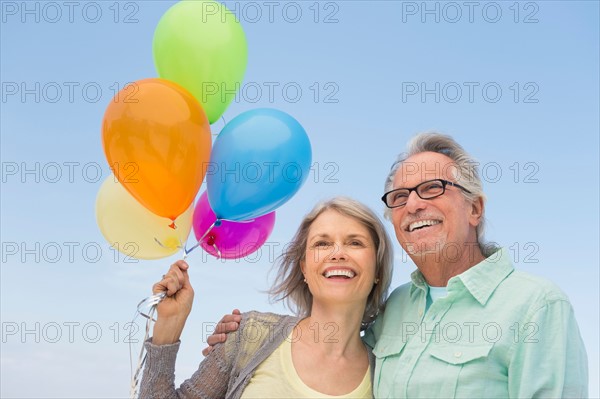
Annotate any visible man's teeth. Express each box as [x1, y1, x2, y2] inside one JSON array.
[[408, 220, 441, 232], [324, 270, 356, 278]]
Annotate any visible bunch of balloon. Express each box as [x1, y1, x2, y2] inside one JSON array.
[[96, 0, 248, 260]]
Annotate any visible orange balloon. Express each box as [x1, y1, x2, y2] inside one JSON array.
[[102, 78, 211, 221]]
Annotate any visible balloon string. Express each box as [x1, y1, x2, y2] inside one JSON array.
[[153, 237, 191, 260], [183, 219, 218, 257], [224, 217, 255, 223], [155, 216, 253, 259], [129, 291, 166, 398], [212, 243, 222, 259]]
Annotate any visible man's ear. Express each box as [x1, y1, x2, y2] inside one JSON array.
[[469, 196, 484, 227]]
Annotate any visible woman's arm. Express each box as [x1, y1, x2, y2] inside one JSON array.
[[152, 260, 195, 345], [139, 260, 235, 398], [140, 333, 234, 398]]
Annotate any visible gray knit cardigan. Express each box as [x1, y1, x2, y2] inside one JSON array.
[[139, 311, 375, 398]]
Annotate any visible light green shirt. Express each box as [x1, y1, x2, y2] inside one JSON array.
[[363, 248, 588, 398], [426, 286, 447, 311]]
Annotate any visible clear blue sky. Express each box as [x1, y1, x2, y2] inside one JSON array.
[[1, 1, 598, 397]]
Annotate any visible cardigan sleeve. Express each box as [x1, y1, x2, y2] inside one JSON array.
[[139, 333, 236, 399]]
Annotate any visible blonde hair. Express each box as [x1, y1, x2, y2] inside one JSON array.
[[269, 197, 394, 329]]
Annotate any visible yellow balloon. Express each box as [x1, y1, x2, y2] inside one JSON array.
[[95, 174, 193, 260]]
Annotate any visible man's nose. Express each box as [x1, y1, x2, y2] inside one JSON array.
[[404, 190, 428, 213]]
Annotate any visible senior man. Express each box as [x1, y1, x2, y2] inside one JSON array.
[[364, 133, 587, 398], [205, 133, 588, 398]]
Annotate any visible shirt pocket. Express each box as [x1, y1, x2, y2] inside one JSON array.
[[427, 343, 494, 398], [371, 336, 407, 398]]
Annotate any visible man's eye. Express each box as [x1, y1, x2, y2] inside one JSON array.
[[393, 192, 408, 200], [423, 182, 443, 192], [421, 187, 443, 197]]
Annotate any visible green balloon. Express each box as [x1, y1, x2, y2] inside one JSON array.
[[153, 1, 248, 123]]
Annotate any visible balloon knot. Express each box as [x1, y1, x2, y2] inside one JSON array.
[[214, 219, 222, 227], [207, 235, 216, 246], [169, 222, 176, 229]]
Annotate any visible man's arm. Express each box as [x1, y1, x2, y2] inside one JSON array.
[[202, 309, 242, 356], [508, 299, 588, 398]]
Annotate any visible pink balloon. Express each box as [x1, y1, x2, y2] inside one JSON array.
[[193, 191, 276, 259]]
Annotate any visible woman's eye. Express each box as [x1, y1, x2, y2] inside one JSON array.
[[313, 241, 330, 247], [349, 240, 363, 247]]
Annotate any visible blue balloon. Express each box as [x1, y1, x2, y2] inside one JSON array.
[[207, 108, 312, 221]]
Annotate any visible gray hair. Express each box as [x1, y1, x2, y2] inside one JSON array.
[[384, 132, 496, 256], [269, 197, 394, 329]]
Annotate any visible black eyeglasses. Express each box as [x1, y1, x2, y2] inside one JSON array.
[[381, 179, 472, 209]]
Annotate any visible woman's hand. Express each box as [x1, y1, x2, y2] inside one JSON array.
[[151, 260, 194, 345]]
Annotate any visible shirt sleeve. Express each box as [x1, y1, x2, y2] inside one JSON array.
[[139, 335, 233, 399], [508, 299, 588, 398]]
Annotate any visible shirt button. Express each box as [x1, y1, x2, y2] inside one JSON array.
[[454, 351, 462, 358]]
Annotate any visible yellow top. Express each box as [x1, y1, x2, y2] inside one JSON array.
[[241, 333, 372, 398]]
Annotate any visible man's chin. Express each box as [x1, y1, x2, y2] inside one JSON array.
[[403, 240, 446, 257]]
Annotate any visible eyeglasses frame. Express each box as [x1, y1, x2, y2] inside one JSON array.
[[381, 179, 472, 209]]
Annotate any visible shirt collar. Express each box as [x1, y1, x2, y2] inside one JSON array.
[[409, 248, 514, 305], [410, 269, 428, 296]]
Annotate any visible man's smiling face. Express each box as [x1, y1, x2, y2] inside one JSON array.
[[391, 151, 482, 259]]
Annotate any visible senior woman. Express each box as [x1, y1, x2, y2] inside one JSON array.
[[139, 197, 394, 398]]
